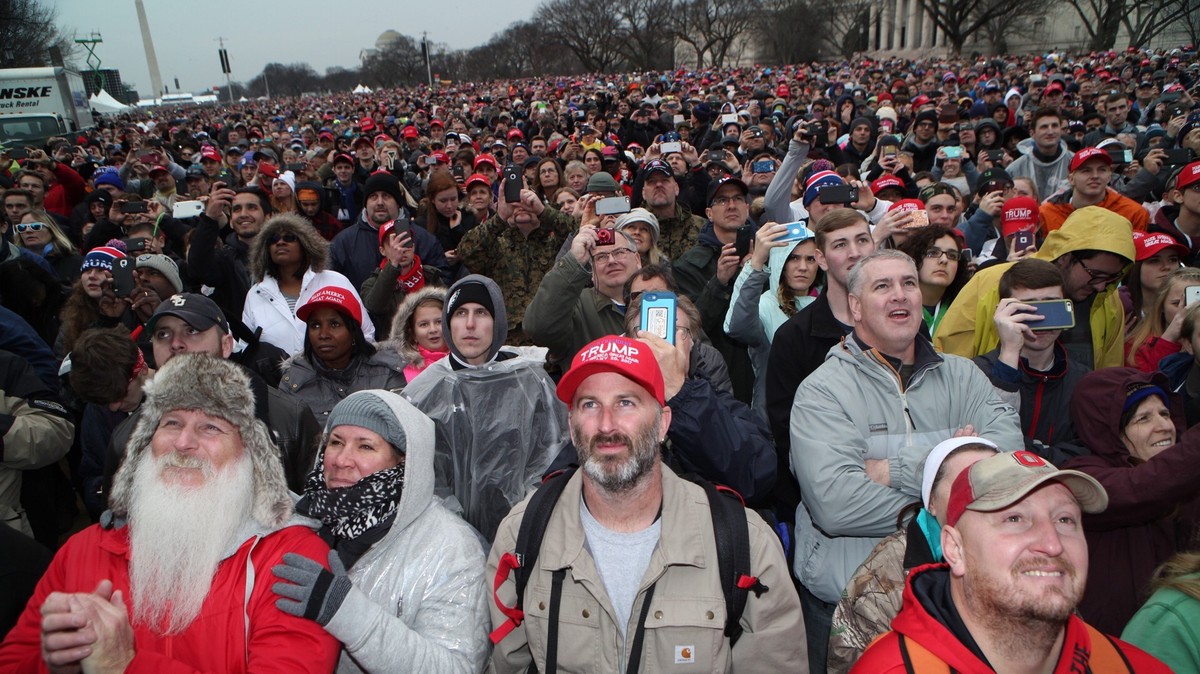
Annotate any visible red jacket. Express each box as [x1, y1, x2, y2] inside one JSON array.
[[0, 523, 340, 673], [853, 564, 1169, 674], [43, 162, 87, 218]]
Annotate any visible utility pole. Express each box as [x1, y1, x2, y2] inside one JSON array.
[[216, 37, 233, 103]]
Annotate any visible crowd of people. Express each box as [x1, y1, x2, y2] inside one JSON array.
[[0, 42, 1199, 672]]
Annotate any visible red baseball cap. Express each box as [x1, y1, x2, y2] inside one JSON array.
[[1044, 82, 1065, 95], [1069, 146, 1112, 172], [1133, 231, 1189, 262], [200, 146, 221, 162], [473, 154, 499, 171], [888, 198, 925, 213], [1177, 161, 1200, 191], [507, 128, 524, 140], [149, 165, 169, 176], [556, 336, 666, 405], [296, 285, 364, 326], [401, 126, 419, 139], [377, 219, 414, 248], [360, 118, 377, 132], [332, 153, 355, 166], [1001, 196, 1039, 237], [912, 95, 932, 107], [430, 151, 450, 165], [871, 175, 905, 193], [430, 119, 444, 128], [464, 173, 491, 190]]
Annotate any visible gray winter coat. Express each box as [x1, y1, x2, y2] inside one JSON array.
[[278, 350, 408, 426]]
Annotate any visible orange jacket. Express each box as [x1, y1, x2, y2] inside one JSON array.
[[1040, 188, 1150, 234]]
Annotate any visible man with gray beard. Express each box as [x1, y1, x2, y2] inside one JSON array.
[[487, 334, 806, 673], [0, 354, 340, 673]]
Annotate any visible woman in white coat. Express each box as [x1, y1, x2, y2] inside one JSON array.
[[243, 213, 374, 355]]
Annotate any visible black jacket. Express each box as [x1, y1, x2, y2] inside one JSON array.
[[185, 214, 254, 342]]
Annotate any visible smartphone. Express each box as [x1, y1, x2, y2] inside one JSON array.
[[818, 184, 858, 205], [943, 146, 963, 159], [1186, 286, 1200, 306], [503, 164, 522, 203], [452, 164, 465, 180], [721, 113, 738, 125], [1106, 148, 1133, 164], [111, 257, 137, 298], [735, 224, 753, 258], [120, 237, 148, 254], [595, 196, 631, 216], [1013, 229, 1035, 252], [7, 147, 28, 160], [594, 227, 616, 246], [751, 160, 776, 174], [987, 149, 1006, 164], [660, 141, 682, 154], [120, 201, 149, 214], [1167, 104, 1188, 119], [138, 152, 157, 164], [1025, 299, 1075, 331], [708, 150, 725, 163], [286, 162, 305, 173], [880, 145, 899, 159], [172, 200, 204, 219], [907, 210, 929, 229], [776, 221, 813, 243], [423, 155, 438, 166], [640, 291, 677, 345], [1162, 148, 1192, 165]]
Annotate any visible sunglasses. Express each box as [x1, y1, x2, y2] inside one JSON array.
[[268, 233, 299, 244], [15, 222, 47, 233]]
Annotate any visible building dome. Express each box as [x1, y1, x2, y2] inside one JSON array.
[[375, 30, 403, 51]]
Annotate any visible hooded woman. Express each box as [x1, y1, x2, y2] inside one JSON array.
[[1064, 368, 1200, 635], [279, 287, 407, 426], [725, 221, 821, 418], [271, 390, 490, 673], [243, 213, 374, 355]]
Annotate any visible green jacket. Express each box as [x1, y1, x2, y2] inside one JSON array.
[[457, 208, 575, 345], [522, 253, 627, 367], [1122, 577, 1200, 674]]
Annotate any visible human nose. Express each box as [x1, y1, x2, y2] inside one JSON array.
[[1028, 517, 1065, 558]]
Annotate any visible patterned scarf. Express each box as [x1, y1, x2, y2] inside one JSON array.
[[296, 454, 405, 541]]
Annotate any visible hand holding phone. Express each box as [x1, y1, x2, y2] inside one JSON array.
[[639, 291, 677, 345], [111, 258, 137, 298]]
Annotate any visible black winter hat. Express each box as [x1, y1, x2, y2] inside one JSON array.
[[364, 172, 404, 205]]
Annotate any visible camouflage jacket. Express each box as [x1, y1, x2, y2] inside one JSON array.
[[656, 201, 705, 262], [457, 207, 575, 346], [828, 518, 934, 674]]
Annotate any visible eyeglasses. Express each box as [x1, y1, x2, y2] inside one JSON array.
[[1075, 256, 1122, 285], [924, 247, 961, 262], [15, 222, 47, 233], [591, 248, 636, 264], [710, 195, 745, 207], [268, 233, 299, 244]]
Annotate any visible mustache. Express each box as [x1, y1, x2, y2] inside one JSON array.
[[589, 432, 633, 449], [157, 453, 216, 477], [1014, 556, 1077, 577]]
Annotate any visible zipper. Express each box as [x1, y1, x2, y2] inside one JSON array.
[[867, 349, 916, 443]]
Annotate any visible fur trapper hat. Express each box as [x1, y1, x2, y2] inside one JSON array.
[[108, 354, 292, 528]]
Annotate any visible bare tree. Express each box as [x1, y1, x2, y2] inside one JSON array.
[[536, 0, 627, 72], [1183, 0, 1200, 45], [614, 0, 677, 70], [0, 0, 75, 67], [360, 34, 425, 88], [916, 0, 1026, 54], [1121, 0, 1200, 47], [980, 0, 1056, 53], [674, 0, 761, 68], [756, 0, 826, 62], [1060, 0, 1128, 50]]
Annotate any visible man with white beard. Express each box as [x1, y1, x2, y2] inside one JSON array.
[[0, 354, 340, 673]]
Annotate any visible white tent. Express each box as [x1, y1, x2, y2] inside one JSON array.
[[89, 89, 132, 115], [352, 83, 373, 94]]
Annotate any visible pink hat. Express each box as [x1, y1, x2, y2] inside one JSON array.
[[556, 336, 666, 405]]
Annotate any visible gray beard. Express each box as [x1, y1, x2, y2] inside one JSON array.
[[572, 410, 662, 494], [127, 450, 255, 635]]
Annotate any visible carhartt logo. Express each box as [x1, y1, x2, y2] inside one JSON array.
[[674, 645, 694, 664]]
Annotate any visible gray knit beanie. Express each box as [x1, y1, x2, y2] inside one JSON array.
[[325, 391, 408, 455]]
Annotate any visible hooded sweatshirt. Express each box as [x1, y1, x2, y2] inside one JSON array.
[[1065, 368, 1200, 635], [310, 391, 491, 673], [935, 206, 1135, 370], [385, 286, 449, 382]]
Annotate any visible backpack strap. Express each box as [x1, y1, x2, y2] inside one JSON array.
[[1083, 623, 1135, 674], [697, 480, 767, 647], [489, 467, 578, 645], [896, 633, 951, 674]]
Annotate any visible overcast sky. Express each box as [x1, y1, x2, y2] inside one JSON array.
[[49, 0, 540, 97]]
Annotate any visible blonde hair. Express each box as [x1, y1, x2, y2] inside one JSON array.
[[1148, 552, 1200, 603], [1127, 267, 1200, 365], [19, 210, 77, 256]]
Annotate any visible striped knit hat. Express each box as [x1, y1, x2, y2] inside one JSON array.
[[803, 170, 845, 207], [80, 244, 127, 272]]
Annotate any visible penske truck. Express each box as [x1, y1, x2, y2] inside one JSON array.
[[0, 67, 92, 149]]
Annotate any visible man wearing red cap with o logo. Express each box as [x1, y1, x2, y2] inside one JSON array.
[[854, 451, 1171, 673], [486, 335, 805, 673]]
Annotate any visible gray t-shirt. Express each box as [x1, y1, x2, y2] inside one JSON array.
[[579, 496, 660, 643]]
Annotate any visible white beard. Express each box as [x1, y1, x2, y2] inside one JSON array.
[[127, 449, 255, 634]]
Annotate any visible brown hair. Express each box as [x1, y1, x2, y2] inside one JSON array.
[[998, 258, 1064, 299], [69, 327, 139, 404], [812, 207, 868, 251], [1127, 268, 1200, 365]]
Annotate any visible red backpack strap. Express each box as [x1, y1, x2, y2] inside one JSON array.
[[897, 634, 951, 674]]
